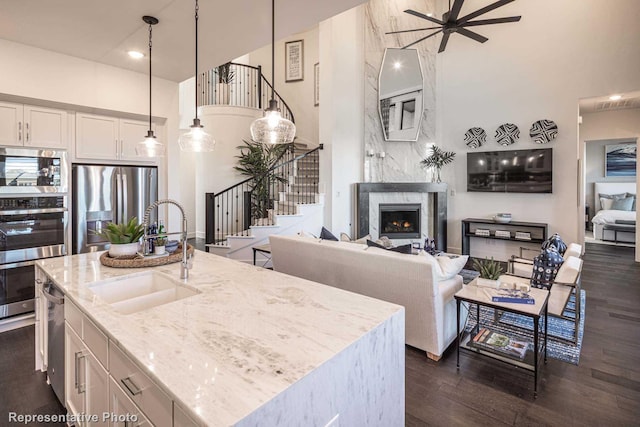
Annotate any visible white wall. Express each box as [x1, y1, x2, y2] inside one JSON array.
[[318, 7, 365, 236], [582, 108, 640, 219], [437, 0, 640, 257], [0, 38, 192, 235], [247, 27, 320, 147]]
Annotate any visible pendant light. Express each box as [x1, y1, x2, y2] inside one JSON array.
[[136, 16, 166, 157], [179, 0, 215, 152], [250, 0, 296, 144]]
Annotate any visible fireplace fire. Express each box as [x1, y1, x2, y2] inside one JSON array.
[[379, 204, 421, 239]]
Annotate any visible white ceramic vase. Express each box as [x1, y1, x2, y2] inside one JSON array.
[[108, 242, 140, 257], [154, 246, 166, 255]]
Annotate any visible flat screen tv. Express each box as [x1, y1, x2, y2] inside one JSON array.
[[467, 148, 552, 193]]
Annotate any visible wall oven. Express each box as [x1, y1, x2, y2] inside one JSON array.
[[0, 195, 67, 321]]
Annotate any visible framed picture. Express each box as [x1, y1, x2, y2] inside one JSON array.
[[605, 142, 637, 177], [314, 63, 319, 106], [285, 40, 304, 82]]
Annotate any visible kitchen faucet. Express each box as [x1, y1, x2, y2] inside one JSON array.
[[142, 199, 192, 279]]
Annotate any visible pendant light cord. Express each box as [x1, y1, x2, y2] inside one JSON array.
[[271, 0, 275, 102], [148, 23, 153, 132], [195, 0, 200, 121]]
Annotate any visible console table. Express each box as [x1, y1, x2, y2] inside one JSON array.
[[461, 218, 548, 256]]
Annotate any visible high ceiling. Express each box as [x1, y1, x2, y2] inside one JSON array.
[[0, 0, 365, 82]]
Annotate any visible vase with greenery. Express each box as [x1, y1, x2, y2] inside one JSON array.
[[216, 62, 235, 104], [420, 145, 456, 183], [92, 217, 145, 257], [234, 140, 293, 224]]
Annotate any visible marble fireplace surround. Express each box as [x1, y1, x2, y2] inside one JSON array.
[[355, 182, 447, 250]]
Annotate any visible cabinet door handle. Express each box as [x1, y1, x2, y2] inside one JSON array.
[[25, 122, 30, 142], [120, 140, 124, 158], [121, 376, 142, 396], [18, 121, 22, 141], [74, 351, 82, 392]]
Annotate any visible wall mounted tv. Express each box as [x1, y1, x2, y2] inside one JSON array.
[[467, 148, 553, 193]]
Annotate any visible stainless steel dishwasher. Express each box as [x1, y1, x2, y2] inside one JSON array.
[[43, 281, 65, 405]]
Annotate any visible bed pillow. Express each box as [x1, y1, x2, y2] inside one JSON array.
[[626, 193, 636, 211], [423, 252, 469, 281], [611, 197, 634, 211], [599, 193, 627, 210]]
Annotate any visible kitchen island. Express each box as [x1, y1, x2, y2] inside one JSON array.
[[35, 250, 405, 426]]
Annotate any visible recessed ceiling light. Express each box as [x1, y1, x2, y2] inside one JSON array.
[[426, 13, 433, 17], [609, 94, 622, 101], [128, 50, 144, 59]]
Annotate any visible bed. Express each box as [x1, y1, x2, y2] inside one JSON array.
[[592, 182, 637, 243]]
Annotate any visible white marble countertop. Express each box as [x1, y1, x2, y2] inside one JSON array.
[[36, 250, 403, 426]]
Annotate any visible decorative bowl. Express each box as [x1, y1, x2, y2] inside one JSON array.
[[108, 242, 140, 258], [493, 213, 512, 224]]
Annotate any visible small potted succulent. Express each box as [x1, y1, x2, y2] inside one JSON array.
[[154, 237, 168, 255], [472, 257, 505, 288], [93, 217, 145, 257]]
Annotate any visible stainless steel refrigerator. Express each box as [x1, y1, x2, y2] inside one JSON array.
[[72, 164, 158, 254]]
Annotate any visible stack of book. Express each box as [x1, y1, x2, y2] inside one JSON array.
[[495, 230, 511, 238], [515, 231, 531, 240], [474, 229, 491, 237], [492, 288, 535, 304], [470, 328, 529, 360]]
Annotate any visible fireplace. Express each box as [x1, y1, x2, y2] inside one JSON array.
[[379, 204, 421, 239]]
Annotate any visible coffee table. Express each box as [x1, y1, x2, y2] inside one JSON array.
[[455, 279, 549, 397]]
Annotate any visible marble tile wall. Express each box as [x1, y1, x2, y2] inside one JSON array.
[[364, 0, 438, 183], [369, 192, 431, 244]]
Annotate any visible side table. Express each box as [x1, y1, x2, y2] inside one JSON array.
[[252, 244, 272, 267], [455, 280, 549, 398]]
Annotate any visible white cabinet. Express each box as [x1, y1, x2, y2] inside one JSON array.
[[0, 101, 67, 148], [109, 377, 152, 427], [65, 302, 109, 426], [75, 113, 156, 161], [34, 275, 47, 372]]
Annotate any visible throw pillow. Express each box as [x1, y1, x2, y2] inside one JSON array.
[[298, 230, 318, 239], [366, 240, 413, 254], [530, 248, 564, 290], [541, 233, 567, 255], [423, 252, 469, 281], [339, 232, 371, 244], [319, 227, 338, 241], [611, 196, 634, 211], [375, 236, 393, 248], [599, 193, 627, 210]]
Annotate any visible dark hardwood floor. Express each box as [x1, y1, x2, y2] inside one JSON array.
[[0, 243, 637, 425], [406, 243, 640, 426]]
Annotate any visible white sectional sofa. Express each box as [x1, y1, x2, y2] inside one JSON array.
[[269, 235, 465, 360]]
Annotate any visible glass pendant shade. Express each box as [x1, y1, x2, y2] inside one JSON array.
[[250, 100, 296, 144], [136, 130, 166, 157], [178, 118, 215, 152]]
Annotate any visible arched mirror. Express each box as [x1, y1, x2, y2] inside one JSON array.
[[378, 48, 423, 141]]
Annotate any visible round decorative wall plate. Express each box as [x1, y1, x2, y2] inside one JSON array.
[[495, 123, 520, 146], [464, 127, 487, 148], [529, 119, 558, 144]]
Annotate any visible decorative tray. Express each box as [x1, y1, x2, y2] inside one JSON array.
[[99, 244, 194, 268]]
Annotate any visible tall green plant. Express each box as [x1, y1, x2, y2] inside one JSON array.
[[472, 257, 504, 280], [234, 140, 293, 221], [420, 145, 456, 182], [216, 62, 235, 84]]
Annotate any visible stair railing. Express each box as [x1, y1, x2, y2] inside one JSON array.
[[198, 62, 295, 123], [205, 144, 323, 248]]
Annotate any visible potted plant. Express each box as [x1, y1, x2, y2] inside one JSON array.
[[420, 145, 456, 183], [216, 62, 235, 104], [154, 237, 168, 255], [93, 217, 145, 257], [472, 257, 505, 288], [235, 140, 293, 225]]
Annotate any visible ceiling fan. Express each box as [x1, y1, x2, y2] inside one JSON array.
[[386, 0, 521, 53]]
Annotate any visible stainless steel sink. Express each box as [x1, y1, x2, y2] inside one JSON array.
[[89, 271, 200, 315]]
